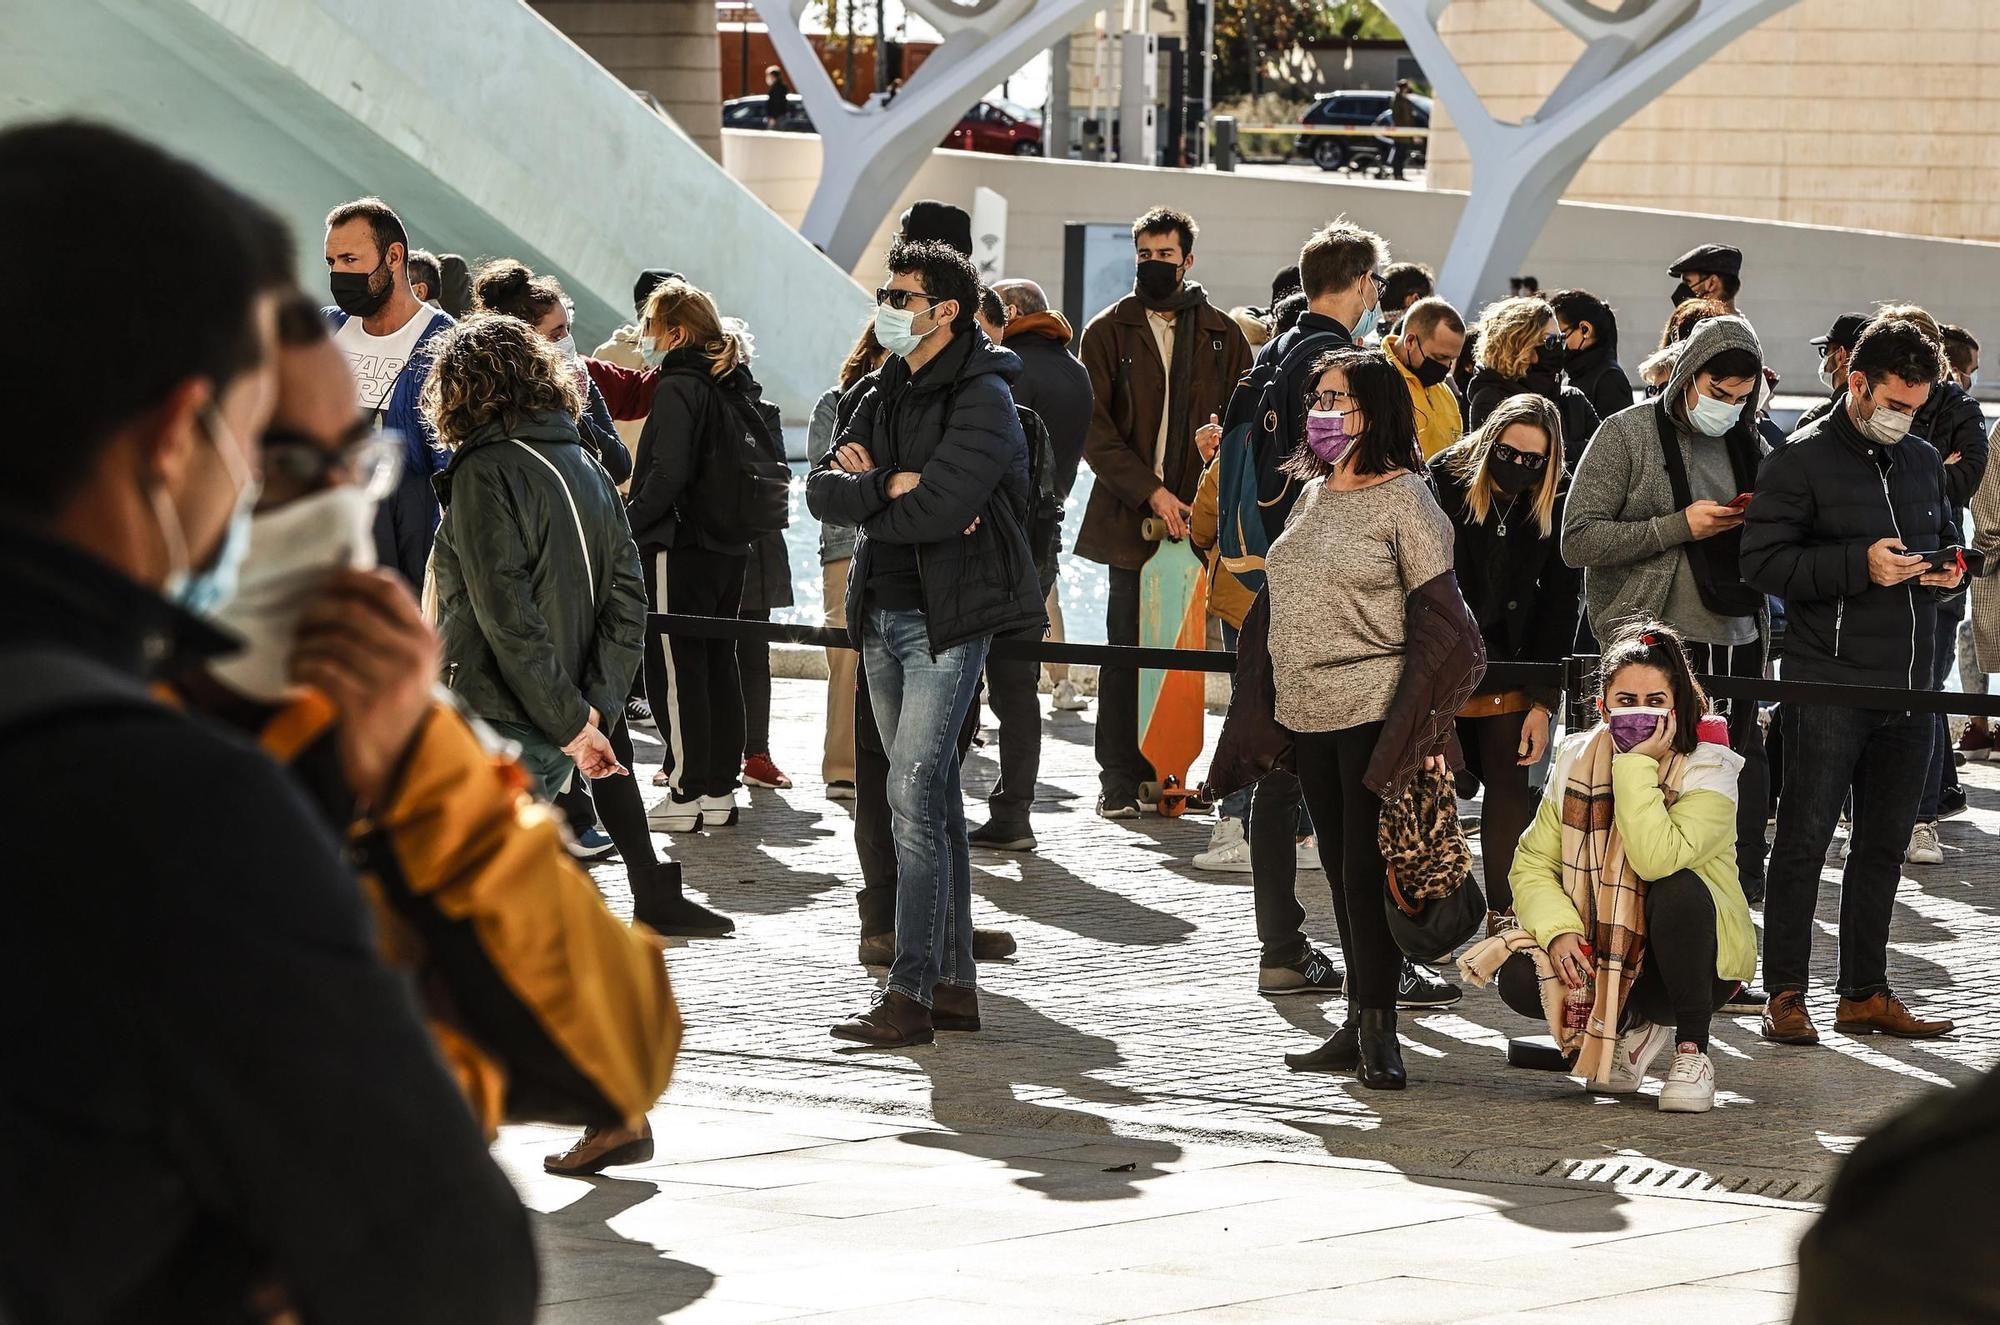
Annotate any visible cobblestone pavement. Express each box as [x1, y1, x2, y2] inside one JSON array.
[[505, 1099, 1813, 1324], [587, 679, 1998, 1207]]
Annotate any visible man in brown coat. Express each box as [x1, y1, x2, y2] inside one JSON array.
[[1076, 206, 1251, 817]]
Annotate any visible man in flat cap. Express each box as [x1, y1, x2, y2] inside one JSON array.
[[1670, 243, 1743, 314]]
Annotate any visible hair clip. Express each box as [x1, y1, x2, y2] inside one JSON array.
[[1639, 632, 1660, 647]]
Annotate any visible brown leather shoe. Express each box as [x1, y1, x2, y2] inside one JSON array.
[[831, 990, 934, 1046], [932, 983, 981, 1032], [858, 929, 1017, 967], [543, 1119, 654, 1175], [1762, 989, 1821, 1045], [1834, 991, 1955, 1039]]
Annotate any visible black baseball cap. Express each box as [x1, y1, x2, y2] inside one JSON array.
[[633, 268, 681, 316], [1668, 243, 1742, 279], [898, 200, 974, 259], [1810, 312, 1868, 352]]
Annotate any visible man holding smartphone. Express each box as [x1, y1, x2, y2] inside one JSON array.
[[1741, 318, 1962, 1047]]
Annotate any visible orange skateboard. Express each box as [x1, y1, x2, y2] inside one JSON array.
[[1136, 517, 1209, 817]]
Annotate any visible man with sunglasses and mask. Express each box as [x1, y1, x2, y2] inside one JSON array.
[[323, 195, 453, 588], [0, 120, 533, 1324], [810, 238, 1046, 1048]]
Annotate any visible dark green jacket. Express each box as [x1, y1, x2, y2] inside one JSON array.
[[431, 412, 646, 746]]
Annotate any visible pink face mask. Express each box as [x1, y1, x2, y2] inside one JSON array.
[[1607, 706, 1669, 753], [1304, 408, 1353, 465]]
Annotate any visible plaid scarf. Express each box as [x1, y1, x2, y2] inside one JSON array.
[[1458, 727, 1685, 1081]]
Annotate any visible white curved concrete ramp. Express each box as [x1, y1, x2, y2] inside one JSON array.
[[2, 0, 869, 417]]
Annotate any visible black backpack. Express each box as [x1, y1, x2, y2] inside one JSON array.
[[1017, 403, 1063, 591], [681, 375, 791, 542]]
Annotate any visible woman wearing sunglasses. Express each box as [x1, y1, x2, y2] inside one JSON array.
[[1464, 295, 1601, 456], [1431, 394, 1578, 934]]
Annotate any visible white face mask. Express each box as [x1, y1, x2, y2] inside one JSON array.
[[1816, 363, 1836, 391], [206, 485, 379, 702], [1863, 398, 1915, 446], [552, 333, 576, 360], [874, 304, 926, 358], [1688, 388, 1744, 437]]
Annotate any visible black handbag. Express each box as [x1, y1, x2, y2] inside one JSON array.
[[1384, 869, 1487, 966], [1655, 399, 1762, 619], [1378, 763, 1486, 964]]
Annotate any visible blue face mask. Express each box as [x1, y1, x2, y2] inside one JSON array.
[[159, 408, 261, 615], [639, 335, 667, 368], [1353, 302, 1380, 342], [1687, 388, 1744, 438]]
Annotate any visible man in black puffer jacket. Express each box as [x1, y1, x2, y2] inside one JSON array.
[[1741, 319, 1962, 1050], [809, 238, 1045, 1049]]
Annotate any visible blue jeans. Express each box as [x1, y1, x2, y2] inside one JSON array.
[[1919, 610, 1960, 820], [862, 607, 988, 1005], [1764, 703, 1932, 998]]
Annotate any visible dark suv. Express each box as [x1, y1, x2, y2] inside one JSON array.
[[1295, 89, 1430, 172]]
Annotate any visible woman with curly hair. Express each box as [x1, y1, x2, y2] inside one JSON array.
[[1465, 294, 1601, 449], [472, 258, 631, 484]]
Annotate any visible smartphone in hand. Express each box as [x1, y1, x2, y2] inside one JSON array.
[[1903, 546, 1967, 575], [1725, 492, 1754, 511]]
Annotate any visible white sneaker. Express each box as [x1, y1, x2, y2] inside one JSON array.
[[1587, 1019, 1672, 1093], [647, 797, 702, 833], [1295, 836, 1324, 871], [1839, 832, 1851, 861], [699, 793, 740, 828], [1657, 1047, 1717, 1113], [1907, 821, 1943, 865], [1051, 679, 1089, 711], [1192, 817, 1252, 873]]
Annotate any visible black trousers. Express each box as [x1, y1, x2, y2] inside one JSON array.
[[1496, 869, 1734, 1049], [1684, 638, 1769, 890], [1457, 711, 1537, 914], [738, 607, 773, 756], [981, 623, 1045, 826], [854, 656, 979, 936], [1293, 723, 1399, 1011], [1095, 564, 1154, 799], [1248, 770, 1311, 967], [644, 546, 746, 800]]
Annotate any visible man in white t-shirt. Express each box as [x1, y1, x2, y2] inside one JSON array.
[[323, 196, 451, 585]]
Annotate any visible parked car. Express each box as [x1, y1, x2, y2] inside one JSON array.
[[721, 95, 1043, 156], [1294, 89, 1430, 173]]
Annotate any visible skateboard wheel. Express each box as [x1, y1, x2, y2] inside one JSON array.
[[1137, 780, 1162, 804], [1140, 517, 1167, 541]]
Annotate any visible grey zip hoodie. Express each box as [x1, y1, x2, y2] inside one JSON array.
[[1562, 315, 1765, 646]]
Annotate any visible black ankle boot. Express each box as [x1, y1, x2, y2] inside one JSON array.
[[1284, 1015, 1359, 1073], [1356, 1009, 1407, 1090], [630, 861, 734, 937]]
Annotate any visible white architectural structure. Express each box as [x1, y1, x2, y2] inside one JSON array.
[[754, 0, 1102, 269], [1375, 0, 1798, 312]]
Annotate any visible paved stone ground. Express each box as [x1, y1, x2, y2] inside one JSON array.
[[504, 1099, 1813, 1324], [583, 679, 1998, 1206]]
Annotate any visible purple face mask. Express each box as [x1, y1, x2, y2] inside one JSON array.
[[1304, 408, 1353, 465], [1606, 706, 1669, 753]]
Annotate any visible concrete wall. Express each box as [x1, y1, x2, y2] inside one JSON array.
[[531, 0, 723, 159], [1427, 0, 2000, 245], [724, 127, 2000, 388], [7, 0, 870, 419]]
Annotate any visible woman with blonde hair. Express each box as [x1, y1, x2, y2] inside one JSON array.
[[1465, 294, 1600, 449], [1432, 393, 1579, 931], [627, 277, 783, 833]]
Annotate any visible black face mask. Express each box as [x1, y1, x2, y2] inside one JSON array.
[[1670, 279, 1695, 307], [330, 255, 392, 318], [1532, 339, 1564, 374], [1135, 259, 1183, 302], [1489, 456, 1541, 498], [1409, 350, 1450, 388]]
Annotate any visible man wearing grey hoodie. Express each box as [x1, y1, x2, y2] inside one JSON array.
[[1562, 316, 1771, 905]]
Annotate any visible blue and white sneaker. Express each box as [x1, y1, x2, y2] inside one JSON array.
[[565, 827, 618, 862]]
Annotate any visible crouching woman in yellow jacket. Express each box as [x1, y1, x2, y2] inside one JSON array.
[[1459, 621, 1755, 1114]]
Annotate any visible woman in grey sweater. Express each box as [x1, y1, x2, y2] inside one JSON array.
[[1561, 314, 1770, 901]]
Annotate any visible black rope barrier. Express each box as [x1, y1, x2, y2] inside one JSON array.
[[656, 613, 2000, 720]]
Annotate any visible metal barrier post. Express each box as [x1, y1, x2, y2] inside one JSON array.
[[1212, 115, 1236, 172], [1563, 653, 1599, 733]]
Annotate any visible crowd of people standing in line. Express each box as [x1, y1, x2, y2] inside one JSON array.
[[4, 111, 1994, 1321]]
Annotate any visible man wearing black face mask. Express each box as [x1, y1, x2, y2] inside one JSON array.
[[1384, 296, 1465, 459], [1668, 243, 1743, 315], [0, 119, 534, 1325], [1076, 205, 1250, 818], [322, 196, 453, 588]]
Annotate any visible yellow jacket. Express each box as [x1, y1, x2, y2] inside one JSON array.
[[1384, 333, 1465, 460], [1189, 455, 1256, 629], [199, 685, 681, 1138]]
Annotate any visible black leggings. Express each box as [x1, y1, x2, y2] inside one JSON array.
[[1293, 723, 1400, 1011], [1457, 711, 1536, 914], [551, 717, 659, 870], [738, 608, 773, 756], [1496, 869, 1734, 1049]]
